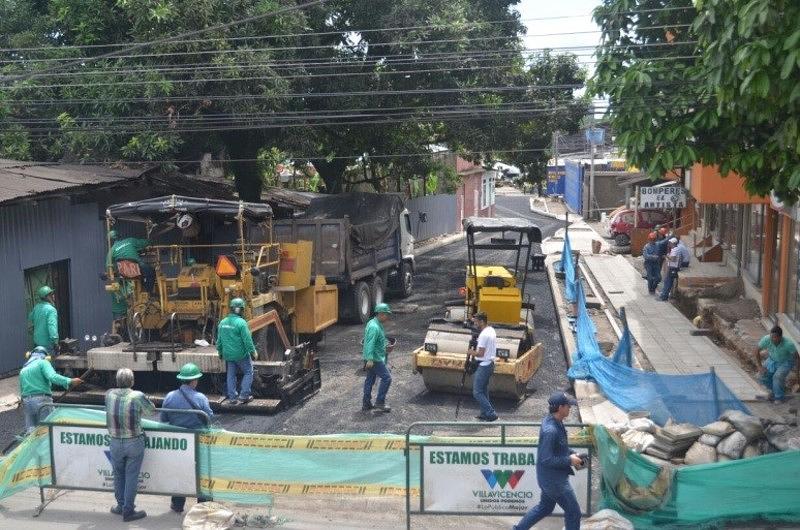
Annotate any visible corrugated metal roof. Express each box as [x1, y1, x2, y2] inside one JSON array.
[[0, 159, 146, 204]]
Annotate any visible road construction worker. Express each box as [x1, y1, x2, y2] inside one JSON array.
[[217, 298, 256, 405], [659, 238, 681, 301], [18, 347, 82, 433], [362, 303, 394, 413], [469, 312, 498, 422], [755, 325, 798, 404], [642, 232, 662, 294], [28, 286, 59, 354], [161, 363, 213, 512], [514, 392, 584, 530], [106, 368, 155, 522], [107, 230, 155, 294]]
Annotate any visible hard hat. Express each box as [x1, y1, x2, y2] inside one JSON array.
[[648, 232, 657, 241], [37, 286, 54, 299], [109, 230, 117, 240], [659, 227, 669, 236], [374, 303, 392, 314], [176, 362, 203, 381], [230, 298, 246, 310]]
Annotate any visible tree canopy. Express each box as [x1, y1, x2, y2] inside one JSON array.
[[0, 0, 586, 199], [592, 0, 800, 201]]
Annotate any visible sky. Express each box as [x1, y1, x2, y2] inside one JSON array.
[[514, 0, 603, 76]]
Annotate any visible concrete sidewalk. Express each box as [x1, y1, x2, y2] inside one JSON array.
[[0, 487, 565, 529], [583, 254, 762, 401]]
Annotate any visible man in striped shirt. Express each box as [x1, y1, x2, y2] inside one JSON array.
[[105, 368, 155, 522]]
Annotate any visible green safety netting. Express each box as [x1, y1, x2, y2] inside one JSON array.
[[594, 425, 800, 528]]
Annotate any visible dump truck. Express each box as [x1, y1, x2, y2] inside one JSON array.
[[274, 192, 414, 324], [54, 195, 338, 413], [412, 217, 543, 400]]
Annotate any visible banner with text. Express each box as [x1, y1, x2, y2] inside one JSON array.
[[422, 445, 589, 515], [52, 426, 196, 495], [640, 186, 687, 209]]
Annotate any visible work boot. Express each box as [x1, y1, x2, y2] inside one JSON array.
[[374, 403, 391, 413], [239, 396, 254, 404], [110, 505, 123, 515], [362, 403, 374, 412], [123, 510, 147, 522]]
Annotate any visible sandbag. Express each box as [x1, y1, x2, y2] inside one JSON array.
[[765, 425, 800, 451], [580, 508, 635, 530], [717, 431, 747, 460], [720, 410, 763, 442], [743, 443, 761, 459], [698, 433, 721, 447], [701, 421, 735, 437], [629, 417, 657, 433], [621, 429, 655, 453], [684, 442, 717, 465], [182, 502, 238, 530]]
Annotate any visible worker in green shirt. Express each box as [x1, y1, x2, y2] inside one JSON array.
[[362, 303, 394, 413], [755, 325, 799, 403], [19, 347, 82, 433], [28, 285, 59, 354], [107, 230, 155, 294], [216, 298, 256, 405]]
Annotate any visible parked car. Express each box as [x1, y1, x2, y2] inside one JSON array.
[[603, 208, 675, 246]]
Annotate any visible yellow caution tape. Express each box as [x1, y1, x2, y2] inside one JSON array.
[[201, 478, 419, 497]]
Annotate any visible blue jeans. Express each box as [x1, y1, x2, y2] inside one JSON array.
[[22, 394, 53, 434], [226, 357, 254, 400], [761, 358, 796, 400], [514, 484, 582, 530], [472, 363, 496, 418], [363, 361, 391, 406], [644, 261, 661, 293], [660, 268, 678, 300], [110, 435, 145, 516]]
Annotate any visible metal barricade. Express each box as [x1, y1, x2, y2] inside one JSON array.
[[33, 402, 211, 514], [404, 421, 593, 530]]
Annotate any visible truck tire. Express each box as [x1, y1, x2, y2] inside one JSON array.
[[352, 281, 372, 324], [614, 233, 630, 246], [398, 261, 413, 298], [372, 275, 385, 307]]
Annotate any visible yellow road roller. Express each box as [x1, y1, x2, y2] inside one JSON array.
[[413, 217, 543, 400]]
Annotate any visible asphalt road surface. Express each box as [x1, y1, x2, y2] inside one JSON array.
[[218, 191, 570, 435], [0, 192, 569, 441]]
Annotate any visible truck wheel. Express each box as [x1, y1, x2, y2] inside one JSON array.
[[352, 281, 372, 324], [614, 234, 630, 246], [398, 261, 413, 298], [372, 275, 385, 306]]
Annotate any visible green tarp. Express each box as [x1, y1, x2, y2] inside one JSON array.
[[595, 425, 800, 528]]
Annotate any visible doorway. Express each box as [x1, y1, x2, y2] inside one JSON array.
[[24, 260, 72, 344]]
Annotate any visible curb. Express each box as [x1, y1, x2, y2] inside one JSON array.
[[414, 232, 465, 256]]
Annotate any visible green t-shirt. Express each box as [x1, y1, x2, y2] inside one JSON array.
[[362, 317, 387, 363], [759, 335, 798, 363]]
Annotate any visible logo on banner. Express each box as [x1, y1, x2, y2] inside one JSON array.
[[481, 470, 525, 490]]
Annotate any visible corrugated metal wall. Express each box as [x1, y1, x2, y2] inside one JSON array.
[[406, 194, 459, 241], [0, 197, 110, 374], [564, 161, 584, 214]]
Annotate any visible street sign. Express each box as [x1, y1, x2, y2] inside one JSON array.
[[585, 128, 605, 145], [640, 186, 687, 209], [51, 425, 197, 495], [421, 445, 589, 515]]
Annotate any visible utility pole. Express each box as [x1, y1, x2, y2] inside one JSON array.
[[588, 105, 596, 221], [551, 130, 559, 198]]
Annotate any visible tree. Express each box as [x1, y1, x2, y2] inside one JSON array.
[[1, 0, 586, 199], [592, 0, 800, 201]]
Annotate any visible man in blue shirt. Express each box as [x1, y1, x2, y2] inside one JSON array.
[[514, 392, 584, 530], [160, 363, 213, 513], [642, 232, 662, 294]]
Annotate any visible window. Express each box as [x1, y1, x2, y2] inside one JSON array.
[[480, 175, 496, 210], [742, 204, 764, 285]]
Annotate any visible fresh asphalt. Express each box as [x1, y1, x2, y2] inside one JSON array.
[[0, 193, 569, 440]]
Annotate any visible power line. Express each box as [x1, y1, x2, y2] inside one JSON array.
[[1, 0, 328, 83]]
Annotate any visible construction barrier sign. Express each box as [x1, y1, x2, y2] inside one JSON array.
[[51, 426, 197, 496], [421, 445, 589, 515]]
